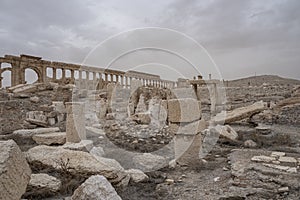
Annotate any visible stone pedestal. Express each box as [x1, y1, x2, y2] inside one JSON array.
[[173, 119, 207, 165], [66, 102, 86, 143]]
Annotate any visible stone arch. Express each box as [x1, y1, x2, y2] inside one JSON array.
[[22, 66, 42, 84], [1, 62, 12, 69], [46, 67, 53, 79], [0, 68, 12, 88], [56, 69, 62, 80]]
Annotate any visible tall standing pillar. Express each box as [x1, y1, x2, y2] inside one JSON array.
[[65, 102, 86, 143]]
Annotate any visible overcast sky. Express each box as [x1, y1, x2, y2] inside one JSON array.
[[1, 0, 300, 83]]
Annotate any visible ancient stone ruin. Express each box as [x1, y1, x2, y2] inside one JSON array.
[[0, 54, 300, 199]]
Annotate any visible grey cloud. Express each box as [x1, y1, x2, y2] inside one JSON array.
[[0, 0, 299, 81]]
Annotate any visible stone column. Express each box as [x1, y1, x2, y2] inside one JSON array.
[[53, 68, 57, 80], [0, 76, 2, 88], [125, 76, 128, 88], [65, 102, 86, 143], [61, 68, 65, 80], [71, 70, 74, 79], [129, 77, 132, 88], [110, 74, 113, 82], [79, 71, 82, 80], [120, 75, 124, 87], [105, 73, 108, 82]]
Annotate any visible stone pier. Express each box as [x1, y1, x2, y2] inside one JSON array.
[[66, 102, 86, 143]]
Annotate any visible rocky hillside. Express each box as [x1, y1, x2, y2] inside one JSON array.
[[226, 75, 300, 87]]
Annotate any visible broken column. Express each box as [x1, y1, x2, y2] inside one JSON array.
[[66, 102, 86, 143], [168, 98, 206, 165]]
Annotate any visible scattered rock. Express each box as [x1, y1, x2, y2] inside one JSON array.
[[32, 132, 66, 145], [133, 153, 168, 172], [125, 169, 149, 183], [214, 125, 238, 141], [71, 175, 122, 200], [271, 152, 286, 158], [251, 155, 276, 163], [165, 178, 175, 185], [26, 145, 127, 186], [0, 140, 31, 200], [278, 156, 297, 164], [244, 139, 257, 148], [26, 173, 61, 195], [213, 101, 267, 124], [278, 187, 289, 193], [30, 96, 40, 103], [90, 146, 105, 157]]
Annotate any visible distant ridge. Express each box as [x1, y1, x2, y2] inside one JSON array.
[[226, 75, 300, 87]]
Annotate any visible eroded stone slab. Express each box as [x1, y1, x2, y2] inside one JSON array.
[[0, 140, 31, 200]]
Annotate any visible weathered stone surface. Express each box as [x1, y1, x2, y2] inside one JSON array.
[[0, 140, 31, 200], [63, 140, 93, 152], [27, 173, 61, 195], [271, 151, 286, 158], [13, 127, 60, 138], [213, 125, 238, 141], [91, 155, 124, 172], [29, 96, 40, 103], [32, 132, 66, 145], [66, 102, 86, 143], [255, 124, 272, 135], [86, 126, 106, 136], [132, 113, 151, 124], [25, 118, 48, 127], [125, 169, 149, 183], [90, 146, 105, 157], [278, 156, 297, 164], [170, 119, 207, 135], [12, 84, 37, 93], [71, 175, 122, 200], [251, 155, 276, 163], [213, 101, 267, 124], [244, 139, 257, 148], [26, 145, 127, 186], [168, 98, 201, 123], [133, 153, 168, 172], [262, 163, 297, 173]]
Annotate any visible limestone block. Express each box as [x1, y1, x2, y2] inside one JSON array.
[[125, 169, 149, 183], [167, 98, 201, 123], [278, 156, 297, 164], [213, 101, 267, 124], [133, 153, 168, 172], [32, 132, 66, 145], [27, 173, 61, 195], [26, 145, 128, 187], [213, 125, 238, 141], [71, 175, 122, 200], [251, 155, 276, 163], [0, 140, 31, 200], [13, 127, 60, 138]]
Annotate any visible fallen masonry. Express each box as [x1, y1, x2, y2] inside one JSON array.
[[0, 54, 300, 199]]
